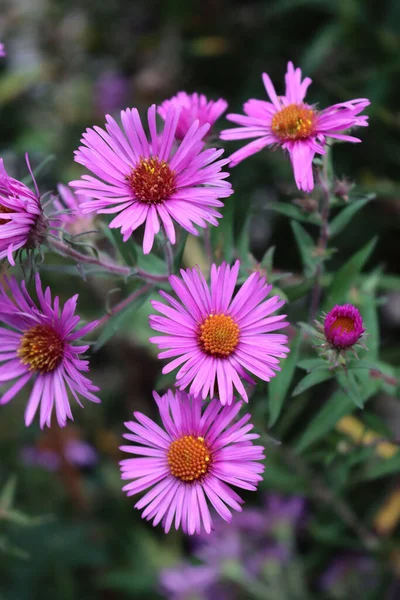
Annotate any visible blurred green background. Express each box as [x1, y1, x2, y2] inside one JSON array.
[[1, 0, 400, 598]]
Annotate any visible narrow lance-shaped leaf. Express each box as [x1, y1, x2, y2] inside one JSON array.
[[269, 330, 302, 426], [324, 236, 378, 310], [329, 195, 374, 238], [265, 201, 321, 225], [290, 220, 318, 278], [295, 383, 377, 453], [292, 369, 334, 397]]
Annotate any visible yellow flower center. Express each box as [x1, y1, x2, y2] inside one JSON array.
[[198, 313, 240, 358], [168, 435, 211, 482], [330, 316, 355, 334], [18, 324, 64, 373], [271, 103, 316, 141], [126, 157, 176, 204]]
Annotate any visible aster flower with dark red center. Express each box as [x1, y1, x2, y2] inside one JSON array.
[[0, 156, 46, 265], [70, 104, 232, 254], [324, 304, 365, 350], [0, 274, 100, 428], [149, 260, 289, 406], [220, 61, 370, 192], [120, 389, 265, 535], [158, 92, 228, 140]]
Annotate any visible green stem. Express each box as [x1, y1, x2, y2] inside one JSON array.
[[309, 151, 331, 322]]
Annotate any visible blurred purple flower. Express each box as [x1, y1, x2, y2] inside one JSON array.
[[0, 43, 5, 58], [160, 564, 220, 600], [94, 70, 128, 116], [21, 439, 97, 471], [160, 493, 306, 599], [21, 446, 61, 471]]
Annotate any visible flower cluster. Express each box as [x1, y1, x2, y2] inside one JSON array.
[[0, 60, 372, 539]]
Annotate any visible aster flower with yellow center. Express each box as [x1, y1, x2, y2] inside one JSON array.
[[70, 104, 232, 254], [149, 260, 289, 406], [120, 390, 265, 535], [220, 61, 370, 192], [0, 156, 46, 265], [0, 274, 100, 428]]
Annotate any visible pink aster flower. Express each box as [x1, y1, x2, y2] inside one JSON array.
[[324, 304, 364, 350], [70, 104, 232, 254], [51, 184, 95, 237], [0, 274, 100, 428], [220, 61, 370, 192], [120, 390, 265, 535], [0, 156, 46, 265], [149, 260, 289, 406], [158, 92, 228, 140]]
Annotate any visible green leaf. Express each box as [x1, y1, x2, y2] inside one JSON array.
[[261, 246, 276, 274], [0, 476, 16, 511], [329, 196, 374, 238], [292, 369, 334, 396], [336, 370, 364, 408], [283, 278, 314, 302], [94, 285, 153, 351], [356, 453, 400, 482], [297, 358, 327, 371], [269, 330, 302, 426], [295, 385, 375, 453], [265, 201, 321, 225], [324, 237, 378, 309], [290, 221, 318, 277]]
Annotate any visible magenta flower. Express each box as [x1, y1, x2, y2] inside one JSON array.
[[149, 260, 289, 406], [220, 61, 370, 192], [158, 92, 228, 140], [51, 184, 95, 237], [70, 104, 232, 254], [324, 304, 364, 350], [120, 390, 265, 535], [0, 157, 45, 265], [0, 43, 5, 58], [0, 274, 100, 428]]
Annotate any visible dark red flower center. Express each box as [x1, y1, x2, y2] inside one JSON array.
[[168, 435, 211, 482], [198, 313, 240, 358], [272, 103, 316, 141], [126, 157, 176, 204], [329, 316, 355, 335], [18, 324, 64, 373]]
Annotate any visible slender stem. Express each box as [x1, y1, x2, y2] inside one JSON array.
[[50, 238, 169, 283], [309, 152, 331, 322], [51, 238, 131, 277], [96, 283, 153, 328]]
